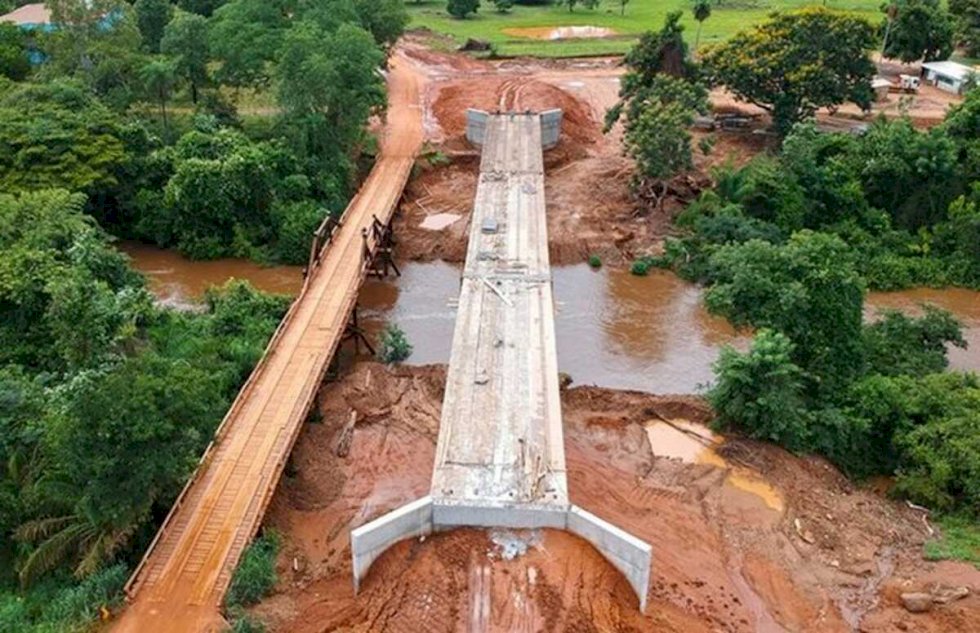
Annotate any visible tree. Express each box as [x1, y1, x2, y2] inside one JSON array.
[[0, 81, 127, 194], [276, 20, 385, 199], [140, 58, 177, 140], [692, 0, 712, 55], [161, 11, 210, 103], [447, 0, 479, 18], [703, 8, 876, 135], [704, 231, 866, 392], [210, 0, 290, 89], [949, 0, 980, 57], [619, 75, 709, 191], [863, 307, 966, 377], [134, 0, 173, 53], [882, 0, 955, 62], [618, 0, 629, 16], [353, 0, 410, 47], [605, 12, 696, 130], [709, 329, 810, 450], [18, 353, 221, 585], [0, 23, 30, 81]]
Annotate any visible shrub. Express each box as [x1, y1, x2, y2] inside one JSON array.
[[225, 531, 280, 609], [708, 329, 810, 451], [378, 324, 413, 364], [587, 254, 601, 268], [630, 258, 651, 276]]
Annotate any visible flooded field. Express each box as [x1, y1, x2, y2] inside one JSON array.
[[124, 247, 980, 394]]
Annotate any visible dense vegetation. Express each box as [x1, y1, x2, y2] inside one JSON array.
[[0, 0, 406, 264], [0, 0, 405, 630], [615, 12, 980, 524]]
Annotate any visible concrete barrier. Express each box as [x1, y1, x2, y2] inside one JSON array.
[[540, 109, 563, 149], [351, 496, 433, 592], [466, 109, 490, 146], [567, 505, 652, 612]]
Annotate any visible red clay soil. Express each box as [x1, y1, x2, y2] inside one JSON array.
[[394, 38, 778, 266], [250, 363, 979, 632]]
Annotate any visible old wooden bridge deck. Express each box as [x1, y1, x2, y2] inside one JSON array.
[[111, 54, 423, 633]]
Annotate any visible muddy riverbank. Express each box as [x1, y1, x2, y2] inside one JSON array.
[[249, 363, 980, 632]]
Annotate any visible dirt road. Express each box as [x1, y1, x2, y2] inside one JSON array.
[[110, 52, 424, 633]]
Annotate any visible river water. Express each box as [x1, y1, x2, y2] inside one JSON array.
[[122, 243, 980, 394]]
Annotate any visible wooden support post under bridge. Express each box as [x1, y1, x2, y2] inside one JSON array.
[[363, 215, 400, 279]]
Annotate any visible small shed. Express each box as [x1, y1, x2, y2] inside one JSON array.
[[871, 77, 893, 102], [920, 61, 977, 95]]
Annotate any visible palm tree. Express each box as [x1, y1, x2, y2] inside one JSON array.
[[692, 0, 712, 56], [16, 512, 137, 587], [140, 58, 177, 141]]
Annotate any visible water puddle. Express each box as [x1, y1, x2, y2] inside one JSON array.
[[645, 419, 784, 513], [502, 26, 616, 41], [418, 212, 462, 231]]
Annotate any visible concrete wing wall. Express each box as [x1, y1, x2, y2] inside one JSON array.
[[466, 109, 490, 146], [351, 496, 434, 591], [567, 505, 652, 612]]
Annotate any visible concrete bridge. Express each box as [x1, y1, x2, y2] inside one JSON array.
[[350, 110, 652, 611], [111, 54, 423, 633]]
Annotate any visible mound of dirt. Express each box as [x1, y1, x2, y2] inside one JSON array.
[[251, 364, 979, 632], [431, 77, 599, 149]]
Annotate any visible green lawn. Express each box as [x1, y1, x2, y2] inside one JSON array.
[[407, 0, 884, 56]]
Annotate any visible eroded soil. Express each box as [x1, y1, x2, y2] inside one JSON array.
[[252, 363, 979, 632]]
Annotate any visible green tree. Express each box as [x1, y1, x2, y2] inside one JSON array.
[[139, 58, 177, 140], [447, 0, 479, 18], [0, 81, 127, 194], [17, 353, 221, 585], [605, 12, 696, 130], [38, 1, 147, 109], [882, 0, 955, 62], [863, 307, 966, 377], [379, 324, 413, 363], [704, 231, 866, 392], [276, 21, 385, 201], [161, 10, 211, 104], [692, 0, 712, 55], [949, 0, 980, 57], [709, 329, 810, 449], [0, 23, 30, 81], [619, 75, 709, 192], [210, 0, 290, 89], [703, 8, 876, 135], [134, 0, 173, 53], [353, 0, 409, 48]]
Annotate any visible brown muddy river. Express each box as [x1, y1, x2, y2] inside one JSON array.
[[123, 246, 980, 394]]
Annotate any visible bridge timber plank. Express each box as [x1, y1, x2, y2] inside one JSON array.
[[111, 54, 423, 633]]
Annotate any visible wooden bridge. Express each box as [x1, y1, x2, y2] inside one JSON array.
[[111, 54, 424, 633]]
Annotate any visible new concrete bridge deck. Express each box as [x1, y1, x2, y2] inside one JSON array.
[[352, 111, 652, 611]]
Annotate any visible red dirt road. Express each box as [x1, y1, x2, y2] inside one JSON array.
[[110, 52, 424, 633]]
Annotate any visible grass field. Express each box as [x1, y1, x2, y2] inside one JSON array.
[[407, 0, 884, 56]]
